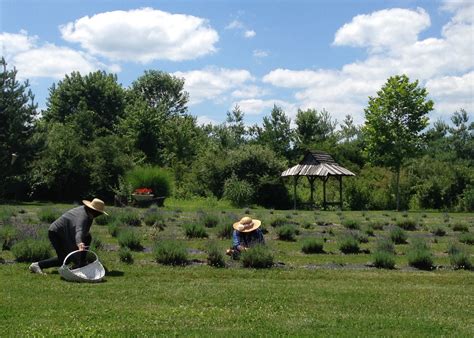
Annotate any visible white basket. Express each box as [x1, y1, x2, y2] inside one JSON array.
[[58, 249, 105, 283]]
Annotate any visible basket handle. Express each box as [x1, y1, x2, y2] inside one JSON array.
[[62, 249, 98, 266]]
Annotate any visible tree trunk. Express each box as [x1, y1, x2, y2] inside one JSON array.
[[396, 169, 400, 211]]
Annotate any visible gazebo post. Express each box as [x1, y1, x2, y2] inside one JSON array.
[[322, 177, 327, 209], [339, 176, 343, 210], [307, 176, 316, 206], [293, 175, 298, 210]]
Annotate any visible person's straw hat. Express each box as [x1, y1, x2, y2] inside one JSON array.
[[82, 198, 108, 216], [233, 216, 261, 233]]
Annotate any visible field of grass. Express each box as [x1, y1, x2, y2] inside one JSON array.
[[1, 202, 473, 335]]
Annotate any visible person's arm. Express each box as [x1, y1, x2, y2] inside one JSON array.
[[232, 230, 246, 252], [257, 229, 265, 244], [75, 209, 92, 250]]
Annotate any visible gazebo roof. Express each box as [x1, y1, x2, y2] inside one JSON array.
[[281, 150, 356, 177]]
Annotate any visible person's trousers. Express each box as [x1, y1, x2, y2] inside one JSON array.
[[38, 231, 91, 269]]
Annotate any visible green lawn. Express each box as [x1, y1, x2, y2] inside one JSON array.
[[0, 203, 473, 335]]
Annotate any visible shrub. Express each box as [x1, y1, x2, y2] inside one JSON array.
[[154, 240, 188, 266], [118, 209, 142, 227], [241, 245, 273, 269], [207, 242, 225, 268], [90, 237, 103, 251], [370, 222, 384, 230], [118, 230, 142, 251], [125, 165, 172, 197], [365, 225, 375, 237], [108, 221, 121, 237], [38, 208, 60, 224], [0, 226, 18, 250], [450, 251, 472, 270], [94, 214, 112, 226], [373, 251, 396, 269], [223, 175, 254, 207], [217, 223, 233, 239], [375, 238, 396, 254], [452, 223, 469, 232], [339, 236, 360, 254], [143, 211, 165, 227], [431, 226, 446, 237], [201, 213, 220, 228], [301, 238, 324, 254], [459, 232, 474, 245], [407, 239, 433, 270], [119, 247, 134, 264], [302, 222, 312, 229], [342, 219, 360, 230], [270, 217, 290, 227], [276, 225, 297, 241], [11, 240, 52, 262], [184, 224, 209, 239], [390, 227, 408, 244], [396, 219, 417, 231]]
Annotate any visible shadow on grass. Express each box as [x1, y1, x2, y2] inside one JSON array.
[[106, 270, 124, 277]]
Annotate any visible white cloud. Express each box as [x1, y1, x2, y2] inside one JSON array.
[[196, 115, 219, 126], [173, 68, 254, 105], [225, 18, 256, 39], [60, 7, 219, 63], [231, 85, 267, 99], [263, 5, 474, 123], [234, 98, 297, 117], [244, 30, 256, 38], [0, 31, 118, 80], [225, 20, 244, 30], [0, 30, 37, 59], [253, 49, 268, 58], [426, 71, 474, 114], [333, 8, 431, 52]]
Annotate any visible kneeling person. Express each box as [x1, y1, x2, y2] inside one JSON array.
[[227, 216, 265, 258]]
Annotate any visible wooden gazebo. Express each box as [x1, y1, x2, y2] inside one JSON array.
[[281, 150, 355, 209]]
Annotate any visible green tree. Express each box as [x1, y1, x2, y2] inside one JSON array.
[[448, 109, 473, 161], [0, 58, 38, 198], [363, 74, 433, 210], [118, 99, 167, 165], [129, 70, 189, 116], [295, 108, 337, 152], [44, 71, 126, 137], [29, 123, 89, 201], [254, 105, 293, 160]]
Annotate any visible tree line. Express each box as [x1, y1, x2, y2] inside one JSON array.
[[1, 57, 472, 211]]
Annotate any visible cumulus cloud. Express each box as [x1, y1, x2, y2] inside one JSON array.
[[60, 7, 219, 63], [0, 30, 37, 58], [426, 71, 474, 115], [0, 31, 118, 80], [333, 8, 431, 52], [173, 68, 254, 105], [263, 5, 474, 123]]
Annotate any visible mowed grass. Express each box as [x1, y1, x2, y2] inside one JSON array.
[[1, 202, 473, 335], [1, 263, 473, 336]]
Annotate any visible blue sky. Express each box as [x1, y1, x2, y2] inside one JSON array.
[[1, 0, 473, 126]]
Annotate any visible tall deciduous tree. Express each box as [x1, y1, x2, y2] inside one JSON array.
[[363, 74, 433, 210], [129, 70, 189, 116], [44, 71, 126, 137], [0, 58, 37, 198]]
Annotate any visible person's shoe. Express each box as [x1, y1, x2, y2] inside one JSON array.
[[29, 262, 44, 274]]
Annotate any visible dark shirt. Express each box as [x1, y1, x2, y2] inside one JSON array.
[[49, 206, 93, 250], [232, 228, 265, 251]]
